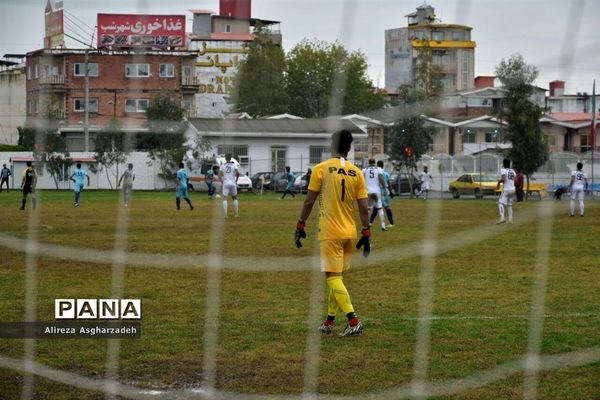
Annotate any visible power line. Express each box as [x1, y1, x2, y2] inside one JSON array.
[[64, 9, 95, 32], [63, 15, 95, 45]]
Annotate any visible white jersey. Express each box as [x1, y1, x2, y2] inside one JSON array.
[[363, 165, 382, 194], [121, 169, 135, 186], [418, 171, 432, 190], [571, 170, 587, 190], [500, 168, 516, 192], [220, 162, 239, 185]]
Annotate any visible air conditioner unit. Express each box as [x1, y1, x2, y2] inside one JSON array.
[[239, 155, 249, 165]]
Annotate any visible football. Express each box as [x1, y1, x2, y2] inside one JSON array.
[[215, 194, 221, 198]]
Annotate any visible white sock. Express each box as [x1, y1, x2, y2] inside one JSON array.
[[378, 209, 385, 228], [233, 199, 239, 215], [223, 200, 228, 216], [498, 203, 505, 219], [570, 200, 575, 215], [508, 206, 513, 221]]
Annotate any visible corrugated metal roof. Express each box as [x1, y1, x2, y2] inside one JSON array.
[[549, 112, 597, 122], [189, 118, 364, 135]]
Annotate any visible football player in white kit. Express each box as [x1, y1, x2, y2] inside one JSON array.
[[417, 166, 433, 199], [362, 158, 386, 231], [219, 154, 240, 218], [496, 158, 516, 224], [569, 162, 588, 217]]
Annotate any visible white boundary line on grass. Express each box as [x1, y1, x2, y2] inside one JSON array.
[[1, 345, 600, 399]]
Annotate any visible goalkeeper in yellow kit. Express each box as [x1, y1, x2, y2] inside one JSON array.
[[295, 129, 371, 337]]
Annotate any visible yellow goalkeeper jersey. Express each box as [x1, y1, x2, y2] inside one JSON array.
[[308, 157, 368, 240]]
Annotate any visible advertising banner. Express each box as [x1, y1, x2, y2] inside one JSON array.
[[97, 14, 186, 48]]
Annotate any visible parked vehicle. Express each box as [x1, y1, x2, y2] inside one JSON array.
[[390, 172, 421, 195], [237, 174, 252, 191], [251, 172, 275, 190], [448, 173, 498, 199], [293, 173, 310, 193], [274, 171, 300, 192]]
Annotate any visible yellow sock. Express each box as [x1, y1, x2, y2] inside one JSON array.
[[326, 276, 354, 315], [327, 287, 338, 317]]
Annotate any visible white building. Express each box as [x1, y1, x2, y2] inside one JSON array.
[[187, 118, 365, 174], [0, 57, 27, 144]]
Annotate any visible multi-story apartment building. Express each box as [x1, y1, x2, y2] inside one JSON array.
[[385, 4, 476, 93], [0, 56, 26, 144], [25, 48, 199, 150]]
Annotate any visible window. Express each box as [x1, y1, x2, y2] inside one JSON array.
[[461, 129, 476, 143], [159, 63, 175, 78], [432, 50, 453, 67], [27, 66, 31, 80], [485, 130, 500, 143], [462, 51, 470, 90], [413, 30, 425, 40], [182, 65, 193, 78], [73, 98, 99, 113], [545, 135, 557, 146], [217, 145, 248, 162], [34, 64, 39, 79], [125, 99, 149, 113], [223, 24, 231, 33], [431, 31, 444, 41], [28, 100, 37, 114], [451, 31, 465, 41], [74, 63, 99, 77], [125, 63, 150, 78], [309, 146, 330, 164]]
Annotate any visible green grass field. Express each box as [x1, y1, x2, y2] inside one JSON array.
[[0, 189, 599, 399]]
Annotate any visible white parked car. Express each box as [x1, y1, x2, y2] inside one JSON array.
[[237, 174, 252, 191]]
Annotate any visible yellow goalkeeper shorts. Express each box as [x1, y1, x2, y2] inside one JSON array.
[[320, 239, 355, 273]]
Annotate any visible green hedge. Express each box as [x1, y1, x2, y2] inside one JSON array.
[[0, 144, 26, 152]]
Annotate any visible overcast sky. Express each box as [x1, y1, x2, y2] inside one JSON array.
[[3, 0, 599, 94]]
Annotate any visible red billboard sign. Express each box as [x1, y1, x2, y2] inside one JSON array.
[[97, 14, 186, 48]]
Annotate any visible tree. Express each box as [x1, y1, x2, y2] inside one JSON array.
[[412, 46, 444, 99], [285, 40, 386, 117], [232, 24, 289, 117], [143, 94, 188, 189], [17, 127, 36, 150], [92, 119, 128, 189], [385, 116, 435, 190], [495, 54, 548, 197], [394, 46, 444, 108], [340, 51, 387, 114], [186, 133, 213, 172], [24, 112, 74, 189], [36, 130, 72, 190]]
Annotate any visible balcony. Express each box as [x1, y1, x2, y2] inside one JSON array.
[[185, 108, 200, 119], [181, 76, 200, 93], [39, 74, 66, 92]]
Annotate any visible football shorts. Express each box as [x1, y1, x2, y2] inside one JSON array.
[[320, 239, 355, 273]]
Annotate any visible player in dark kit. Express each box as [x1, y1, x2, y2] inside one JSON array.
[[20, 161, 37, 210]]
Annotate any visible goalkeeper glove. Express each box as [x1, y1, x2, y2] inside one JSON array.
[[356, 227, 371, 257], [295, 220, 307, 248]]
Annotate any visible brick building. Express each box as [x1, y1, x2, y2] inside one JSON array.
[[25, 48, 199, 150]]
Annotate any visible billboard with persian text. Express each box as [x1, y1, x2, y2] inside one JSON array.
[[97, 14, 186, 49]]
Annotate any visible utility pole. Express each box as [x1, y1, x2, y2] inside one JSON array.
[[84, 47, 90, 152], [84, 29, 96, 152]]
